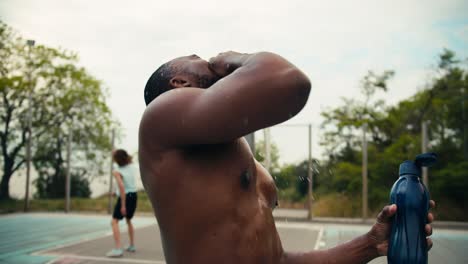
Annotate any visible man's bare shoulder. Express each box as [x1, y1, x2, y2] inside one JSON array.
[[139, 88, 205, 148]]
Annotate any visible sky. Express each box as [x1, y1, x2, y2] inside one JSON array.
[[1, 0, 467, 167]]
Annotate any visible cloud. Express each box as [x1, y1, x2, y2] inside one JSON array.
[[1, 0, 467, 163]]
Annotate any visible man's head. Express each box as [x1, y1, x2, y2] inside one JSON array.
[[144, 54, 220, 105]]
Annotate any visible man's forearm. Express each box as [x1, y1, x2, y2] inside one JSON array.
[[282, 233, 379, 264], [209, 51, 252, 77], [217, 52, 280, 73]]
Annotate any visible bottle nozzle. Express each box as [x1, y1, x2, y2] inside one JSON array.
[[414, 152, 437, 168], [399, 152, 437, 177]]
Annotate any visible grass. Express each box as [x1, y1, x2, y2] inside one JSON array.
[[1, 190, 466, 221], [0, 190, 154, 214], [279, 192, 467, 221], [312, 193, 364, 218]]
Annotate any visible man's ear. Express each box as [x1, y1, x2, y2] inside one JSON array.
[[169, 76, 192, 88]]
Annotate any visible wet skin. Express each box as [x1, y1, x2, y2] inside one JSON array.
[[140, 138, 282, 263], [139, 52, 434, 264]]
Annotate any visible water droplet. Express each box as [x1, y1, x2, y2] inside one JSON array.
[[226, 63, 230, 69]]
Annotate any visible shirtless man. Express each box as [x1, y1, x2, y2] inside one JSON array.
[[139, 51, 434, 263]]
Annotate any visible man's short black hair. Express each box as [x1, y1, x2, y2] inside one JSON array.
[[144, 62, 174, 106]]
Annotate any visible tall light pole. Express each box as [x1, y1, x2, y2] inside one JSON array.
[[307, 124, 313, 220], [108, 129, 115, 214], [274, 123, 315, 219], [65, 131, 72, 213], [362, 123, 368, 220], [462, 87, 467, 160], [422, 121, 429, 188], [24, 39, 35, 212]]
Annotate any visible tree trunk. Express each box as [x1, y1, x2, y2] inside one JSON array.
[[0, 158, 13, 200]]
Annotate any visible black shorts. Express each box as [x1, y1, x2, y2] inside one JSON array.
[[113, 192, 138, 220]]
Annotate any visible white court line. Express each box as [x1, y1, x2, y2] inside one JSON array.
[[43, 254, 165, 264], [37, 221, 323, 263], [276, 221, 322, 231], [314, 227, 324, 250], [276, 221, 325, 250]]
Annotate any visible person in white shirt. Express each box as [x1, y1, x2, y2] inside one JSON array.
[[106, 149, 138, 258]]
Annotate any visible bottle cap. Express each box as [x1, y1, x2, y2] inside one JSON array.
[[399, 160, 421, 176], [399, 152, 437, 177]]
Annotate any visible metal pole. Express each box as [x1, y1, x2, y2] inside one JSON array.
[[422, 121, 429, 188], [362, 123, 368, 220], [65, 131, 72, 213], [307, 124, 313, 220], [462, 87, 467, 160], [24, 39, 35, 212], [108, 129, 115, 214], [264, 128, 271, 171]]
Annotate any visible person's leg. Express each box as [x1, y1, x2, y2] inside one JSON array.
[[125, 193, 137, 252], [126, 218, 135, 247], [112, 218, 122, 248], [107, 200, 124, 257]]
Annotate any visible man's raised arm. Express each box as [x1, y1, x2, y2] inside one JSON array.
[[140, 51, 311, 148]]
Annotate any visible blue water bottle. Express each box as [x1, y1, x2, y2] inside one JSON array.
[[388, 152, 437, 264]]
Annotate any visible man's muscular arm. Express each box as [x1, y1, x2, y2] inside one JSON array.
[[282, 235, 376, 264], [140, 51, 311, 148], [281, 202, 435, 264]]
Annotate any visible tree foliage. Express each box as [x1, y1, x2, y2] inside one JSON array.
[[319, 49, 468, 219], [0, 21, 118, 199]]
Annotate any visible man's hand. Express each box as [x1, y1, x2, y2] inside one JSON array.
[[208, 51, 249, 77], [368, 200, 435, 256], [120, 206, 127, 217]]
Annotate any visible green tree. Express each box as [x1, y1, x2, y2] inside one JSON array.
[[0, 21, 38, 199], [294, 159, 321, 198], [0, 21, 117, 199], [31, 62, 115, 199], [272, 159, 321, 202], [319, 70, 394, 196], [34, 171, 91, 199], [319, 49, 468, 219]]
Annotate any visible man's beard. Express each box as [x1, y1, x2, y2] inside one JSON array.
[[198, 74, 221, 89]]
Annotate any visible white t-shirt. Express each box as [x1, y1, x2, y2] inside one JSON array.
[[114, 163, 137, 196]]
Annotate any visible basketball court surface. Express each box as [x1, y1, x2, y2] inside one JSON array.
[[1, 213, 467, 264]]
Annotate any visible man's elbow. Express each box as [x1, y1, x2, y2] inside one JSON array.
[[288, 69, 311, 113], [291, 69, 311, 95]]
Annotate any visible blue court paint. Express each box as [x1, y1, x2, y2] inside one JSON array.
[[0, 213, 155, 264]]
